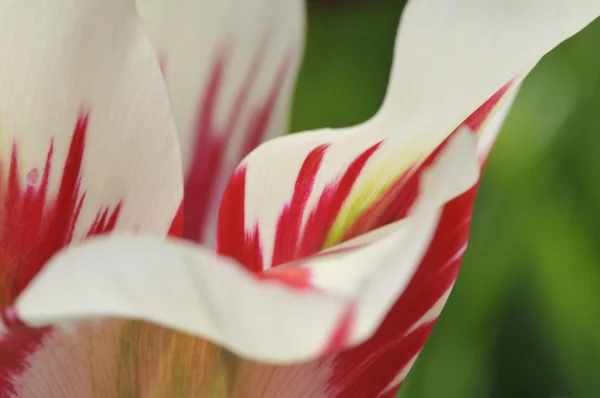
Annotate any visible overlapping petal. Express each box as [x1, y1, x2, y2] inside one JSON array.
[[136, 0, 306, 245]]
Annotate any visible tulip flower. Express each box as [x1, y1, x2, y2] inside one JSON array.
[[0, 0, 598, 397]]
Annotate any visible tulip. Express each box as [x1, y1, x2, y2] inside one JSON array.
[[0, 0, 598, 397]]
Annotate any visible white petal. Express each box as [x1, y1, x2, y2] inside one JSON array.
[[374, 0, 600, 146], [0, 0, 182, 237], [13, 129, 479, 363], [136, 0, 305, 245]]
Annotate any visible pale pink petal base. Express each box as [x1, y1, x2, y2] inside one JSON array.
[[10, 321, 226, 397]]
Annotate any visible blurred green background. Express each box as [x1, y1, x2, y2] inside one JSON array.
[[290, 1, 600, 397]]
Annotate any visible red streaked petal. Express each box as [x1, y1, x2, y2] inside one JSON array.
[[137, 0, 305, 246], [271, 144, 328, 267], [0, 115, 121, 308], [182, 45, 294, 246], [217, 167, 264, 273], [0, 115, 123, 395]]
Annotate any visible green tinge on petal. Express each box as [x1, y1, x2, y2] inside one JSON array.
[[112, 320, 234, 397], [323, 150, 425, 249]]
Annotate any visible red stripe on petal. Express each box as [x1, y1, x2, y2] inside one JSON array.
[[86, 202, 122, 237], [0, 306, 49, 397], [329, 323, 434, 398], [217, 167, 264, 272], [0, 327, 48, 396], [239, 54, 292, 158], [168, 202, 184, 238], [272, 144, 329, 267], [320, 306, 355, 357], [0, 113, 121, 305], [183, 43, 292, 244], [463, 81, 512, 131], [258, 265, 314, 290], [182, 52, 227, 245], [0, 112, 123, 395]]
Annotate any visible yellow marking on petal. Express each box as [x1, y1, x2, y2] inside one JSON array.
[[323, 146, 428, 249]]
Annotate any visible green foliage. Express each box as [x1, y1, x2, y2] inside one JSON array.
[[291, 2, 600, 397]]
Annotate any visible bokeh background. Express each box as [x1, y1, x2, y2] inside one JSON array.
[[290, 1, 600, 397]]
